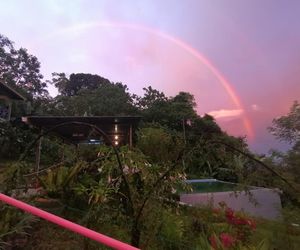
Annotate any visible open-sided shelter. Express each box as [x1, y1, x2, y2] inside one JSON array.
[[22, 116, 141, 172], [22, 116, 141, 146]]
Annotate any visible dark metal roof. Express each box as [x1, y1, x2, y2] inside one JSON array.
[[0, 81, 26, 101], [22, 116, 141, 144]]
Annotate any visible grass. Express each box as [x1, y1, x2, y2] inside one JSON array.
[[24, 221, 85, 250], [252, 218, 300, 250]]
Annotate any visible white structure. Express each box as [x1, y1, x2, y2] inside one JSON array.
[[180, 181, 282, 220]]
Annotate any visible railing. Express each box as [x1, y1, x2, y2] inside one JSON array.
[[0, 193, 139, 250]]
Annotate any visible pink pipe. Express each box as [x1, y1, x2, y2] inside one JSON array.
[[0, 193, 139, 250]]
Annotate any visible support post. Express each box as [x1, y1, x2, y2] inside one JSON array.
[[129, 124, 133, 149], [7, 101, 12, 121], [61, 140, 65, 161], [35, 129, 42, 173], [75, 143, 79, 160]]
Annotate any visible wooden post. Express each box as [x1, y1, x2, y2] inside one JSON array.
[[35, 129, 43, 173], [61, 140, 65, 161], [75, 144, 79, 160], [7, 101, 12, 121], [129, 124, 133, 149]]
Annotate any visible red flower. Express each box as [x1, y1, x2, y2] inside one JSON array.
[[225, 208, 236, 225], [234, 218, 247, 225], [219, 233, 236, 248], [209, 235, 218, 249], [225, 208, 234, 220]]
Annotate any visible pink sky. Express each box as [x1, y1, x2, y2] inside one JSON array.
[[0, 0, 299, 153]]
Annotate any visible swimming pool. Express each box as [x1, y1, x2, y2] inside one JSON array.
[[185, 179, 243, 193], [180, 179, 282, 219]]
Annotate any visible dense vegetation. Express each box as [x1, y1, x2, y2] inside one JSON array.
[[1, 34, 300, 249]]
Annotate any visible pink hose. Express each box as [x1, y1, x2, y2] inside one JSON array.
[[0, 193, 139, 250]]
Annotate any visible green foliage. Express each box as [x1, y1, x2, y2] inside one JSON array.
[[0, 161, 30, 194], [269, 101, 300, 144], [48, 73, 138, 116], [185, 134, 249, 181], [284, 142, 300, 185], [136, 86, 167, 109], [157, 210, 185, 249], [141, 90, 198, 130], [51, 72, 110, 97], [188, 114, 223, 140], [137, 126, 184, 164], [38, 161, 87, 198], [0, 205, 38, 249], [249, 102, 300, 211], [0, 34, 47, 97], [252, 217, 300, 250], [36, 145, 186, 247], [0, 121, 35, 160], [39, 137, 67, 165]]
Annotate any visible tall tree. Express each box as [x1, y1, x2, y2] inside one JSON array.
[[51, 72, 111, 96], [267, 101, 300, 190], [269, 101, 300, 145], [136, 86, 167, 109], [49, 73, 138, 116], [141, 89, 198, 130], [0, 34, 47, 97]]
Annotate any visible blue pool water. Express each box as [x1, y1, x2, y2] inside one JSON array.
[[185, 179, 242, 193]]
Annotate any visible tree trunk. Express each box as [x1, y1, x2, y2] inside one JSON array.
[[131, 223, 141, 247]]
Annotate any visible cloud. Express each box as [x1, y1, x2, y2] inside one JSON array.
[[207, 109, 244, 119], [68, 53, 87, 63], [251, 104, 260, 111]]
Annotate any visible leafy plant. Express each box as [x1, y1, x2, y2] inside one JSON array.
[[0, 205, 38, 249], [38, 161, 87, 198]]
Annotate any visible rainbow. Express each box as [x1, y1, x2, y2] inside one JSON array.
[[36, 21, 254, 139]]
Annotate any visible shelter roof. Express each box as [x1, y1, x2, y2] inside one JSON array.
[[22, 116, 141, 145]]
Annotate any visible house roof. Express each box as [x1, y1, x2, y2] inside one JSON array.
[[0, 81, 26, 100], [22, 116, 141, 144]]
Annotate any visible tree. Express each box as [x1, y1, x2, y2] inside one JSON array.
[[0, 34, 50, 161], [0, 34, 47, 97], [51, 73, 111, 96], [48, 73, 138, 116], [269, 101, 300, 145], [136, 86, 167, 109], [36, 142, 185, 248], [268, 101, 300, 186], [141, 89, 198, 130], [137, 87, 249, 180], [82, 83, 137, 115], [286, 142, 300, 171], [246, 102, 300, 208], [137, 127, 184, 164]]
